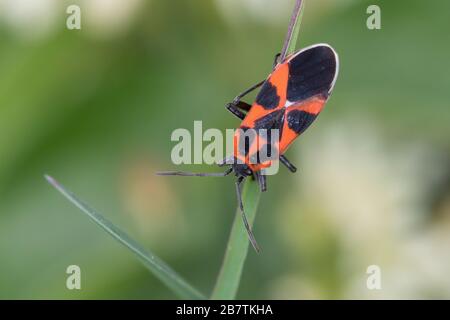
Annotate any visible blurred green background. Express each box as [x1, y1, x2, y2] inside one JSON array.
[[0, 0, 449, 299]]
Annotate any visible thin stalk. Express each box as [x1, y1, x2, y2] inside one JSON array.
[[45, 175, 205, 300], [280, 0, 305, 61], [211, 0, 305, 300], [211, 179, 260, 299]]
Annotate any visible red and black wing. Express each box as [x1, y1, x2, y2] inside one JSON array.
[[234, 44, 338, 168], [234, 55, 289, 166], [279, 44, 339, 154], [239, 62, 289, 130]]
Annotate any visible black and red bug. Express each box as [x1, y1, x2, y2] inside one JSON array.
[[159, 43, 339, 252]]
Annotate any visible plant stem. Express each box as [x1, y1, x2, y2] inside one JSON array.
[[211, 0, 305, 300], [211, 179, 260, 299], [280, 0, 305, 61], [45, 175, 205, 300]]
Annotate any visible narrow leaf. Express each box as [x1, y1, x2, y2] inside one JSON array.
[[280, 0, 305, 60], [212, 0, 305, 300], [45, 175, 205, 300], [211, 179, 260, 299]]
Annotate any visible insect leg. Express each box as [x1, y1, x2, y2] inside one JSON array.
[[225, 80, 264, 119], [157, 167, 233, 177], [232, 80, 264, 103], [273, 52, 281, 68], [218, 156, 235, 167], [226, 101, 252, 120], [279, 155, 297, 173], [227, 52, 279, 119], [235, 177, 261, 253], [226, 50, 280, 119], [254, 171, 267, 192]]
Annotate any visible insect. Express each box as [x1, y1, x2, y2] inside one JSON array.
[[158, 43, 339, 252]]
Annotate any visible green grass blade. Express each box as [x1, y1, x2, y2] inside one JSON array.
[[211, 179, 260, 299], [280, 0, 305, 60], [45, 175, 205, 300], [211, 0, 305, 300]]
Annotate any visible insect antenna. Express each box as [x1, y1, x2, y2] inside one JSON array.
[[235, 177, 261, 253], [156, 167, 233, 177]]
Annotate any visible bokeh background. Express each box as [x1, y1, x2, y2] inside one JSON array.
[[0, 0, 449, 299]]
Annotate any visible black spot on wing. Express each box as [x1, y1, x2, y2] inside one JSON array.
[[237, 126, 254, 156], [287, 109, 317, 134], [253, 108, 285, 144], [249, 143, 279, 165], [287, 45, 337, 102], [253, 109, 285, 131], [255, 81, 280, 110]]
